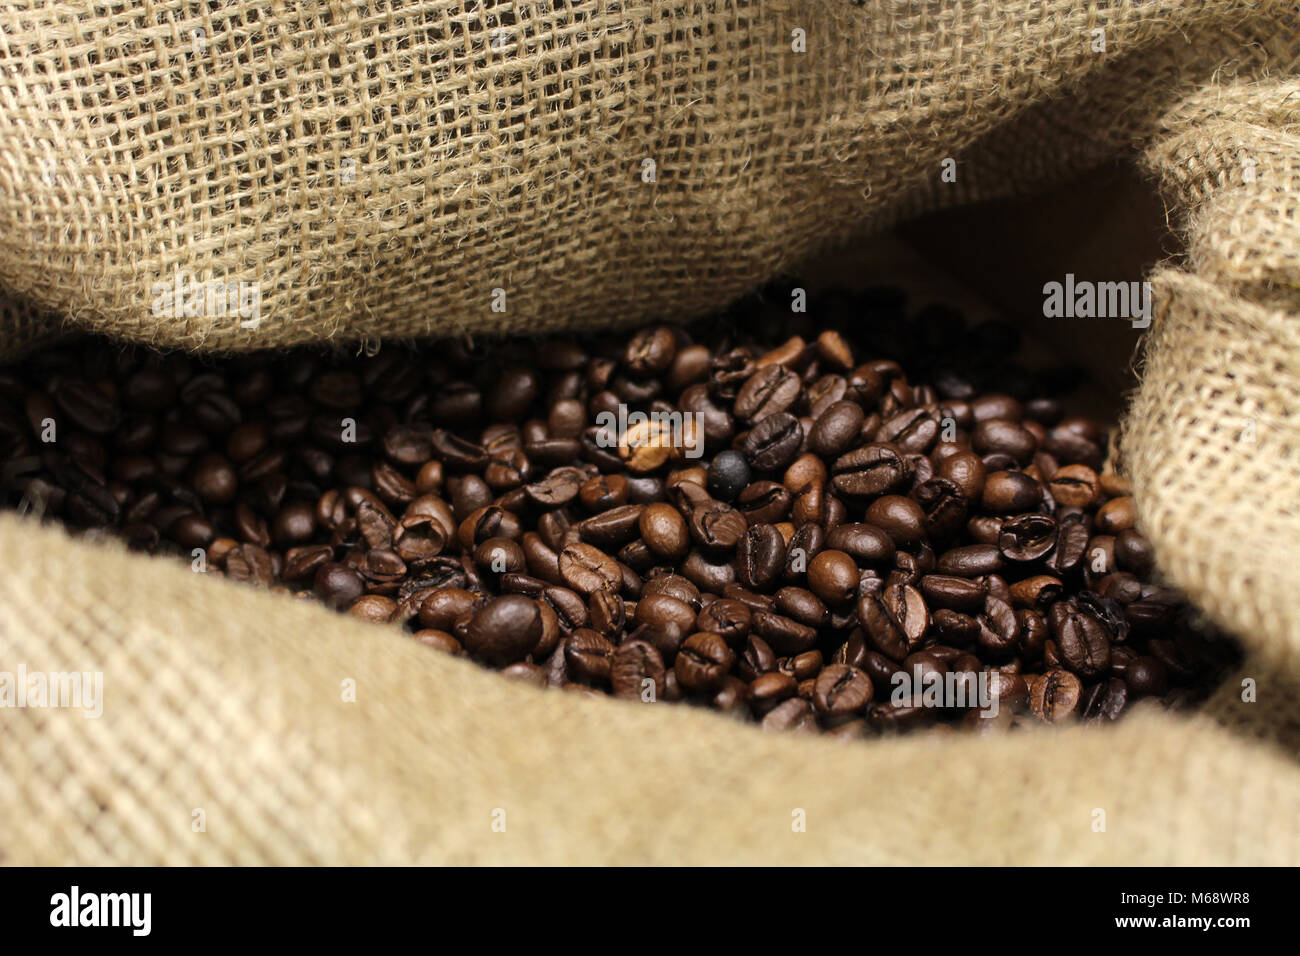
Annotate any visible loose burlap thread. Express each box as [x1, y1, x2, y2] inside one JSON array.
[[1, 1, 1299, 864]]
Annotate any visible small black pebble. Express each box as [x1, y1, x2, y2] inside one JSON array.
[[708, 450, 751, 501]]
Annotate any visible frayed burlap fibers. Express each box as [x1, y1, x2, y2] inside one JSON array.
[[2, 0, 1300, 863]]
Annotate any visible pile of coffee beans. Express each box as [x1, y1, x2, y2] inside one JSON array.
[[0, 286, 1238, 737]]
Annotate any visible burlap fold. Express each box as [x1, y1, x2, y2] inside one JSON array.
[[1, 514, 1297, 866], [1, 0, 1299, 864], [0, 0, 1287, 355]]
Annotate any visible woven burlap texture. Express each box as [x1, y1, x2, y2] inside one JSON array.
[[0, 0, 1283, 356], [1, 514, 1297, 866], [2, 0, 1300, 863]]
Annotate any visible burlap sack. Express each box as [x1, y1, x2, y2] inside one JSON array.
[[2, 0, 1299, 864]]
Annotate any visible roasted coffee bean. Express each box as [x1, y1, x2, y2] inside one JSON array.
[[381, 423, 434, 467], [736, 633, 777, 681], [272, 500, 317, 547], [1095, 495, 1136, 534], [715, 676, 752, 712], [680, 548, 735, 593], [976, 596, 1019, 658], [694, 598, 751, 647], [675, 632, 736, 691], [866, 700, 933, 733], [611, 639, 667, 700], [830, 443, 911, 497], [735, 481, 793, 525], [52, 378, 121, 435], [998, 513, 1057, 562], [749, 671, 797, 716], [234, 502, 271, 547], [759, 697, 815, 732], [734, 364, 801, 423], [411, 629, 463, 654], [825, 523, 894, 565], [431, 430, 488, 471], [474, 536, 526, 575], [579, 503, 644, 549], [192, 452, 238, 505], [911, 477, 967, 541], [774, 586, 828, 628], [971, 419, 1035, 464], [1047, 464, 1100, 508], [982, 470, 1042, 514], [525, 467, 585, 508], [1029, 668, 1083, 722], [805, 374, 849, 417], [165, 512, 211, 549], [740, 412, 803, 471], [812, 664, 873, 716], [1076, 590, 1130, 644], [225, 543, 275, 587], [283, 543, 334, 582], [807, 549, 859, 606], [864, 495, 927, 547], [1044, 425, 1103, 470], [640, 502, 690, 560], [357, 499, 396, 549], [579, 473, 628, 512], [935, 543, 1004, 577], [858, 593, 909, 661], [634, 593, 698, 660], [938, 451, 986, 501], [735, 523, 786, 590], [315, 561, 365, 608], [559, 543, 622, 595], [1008, 574, 1063, 610], [588, 590, 626, 635], [419, 587, 480, 631], [809, 400, 865, 457], [620, 416, 689, 473], [624, 327, 677, 377], [463, 595, 543, 666], [987, 669, 1029, 713], [1114, 528, 1155, 576], [1051, 601, 1111, 677], [882, 582, 929, 650], [564, 627, 616, 683], [1081, 677, 1128, 723], [642, 573, 701, 609], [855, 649, 899, 692], [920, 574, 986, 613], [687, 499, 747, 552], [1045, 518, 1089, 574], [349, 594, 398, 624], [1125, 655, 1169, 697], [784, 523, 825, 578], [932, 608, 981, 646], [876, 406, 940, 454], [1099, 571, 1143, 605], [751, 611, 818, 656]]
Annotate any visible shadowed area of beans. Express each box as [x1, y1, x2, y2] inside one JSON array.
[[0, 284, 1240, 737]]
